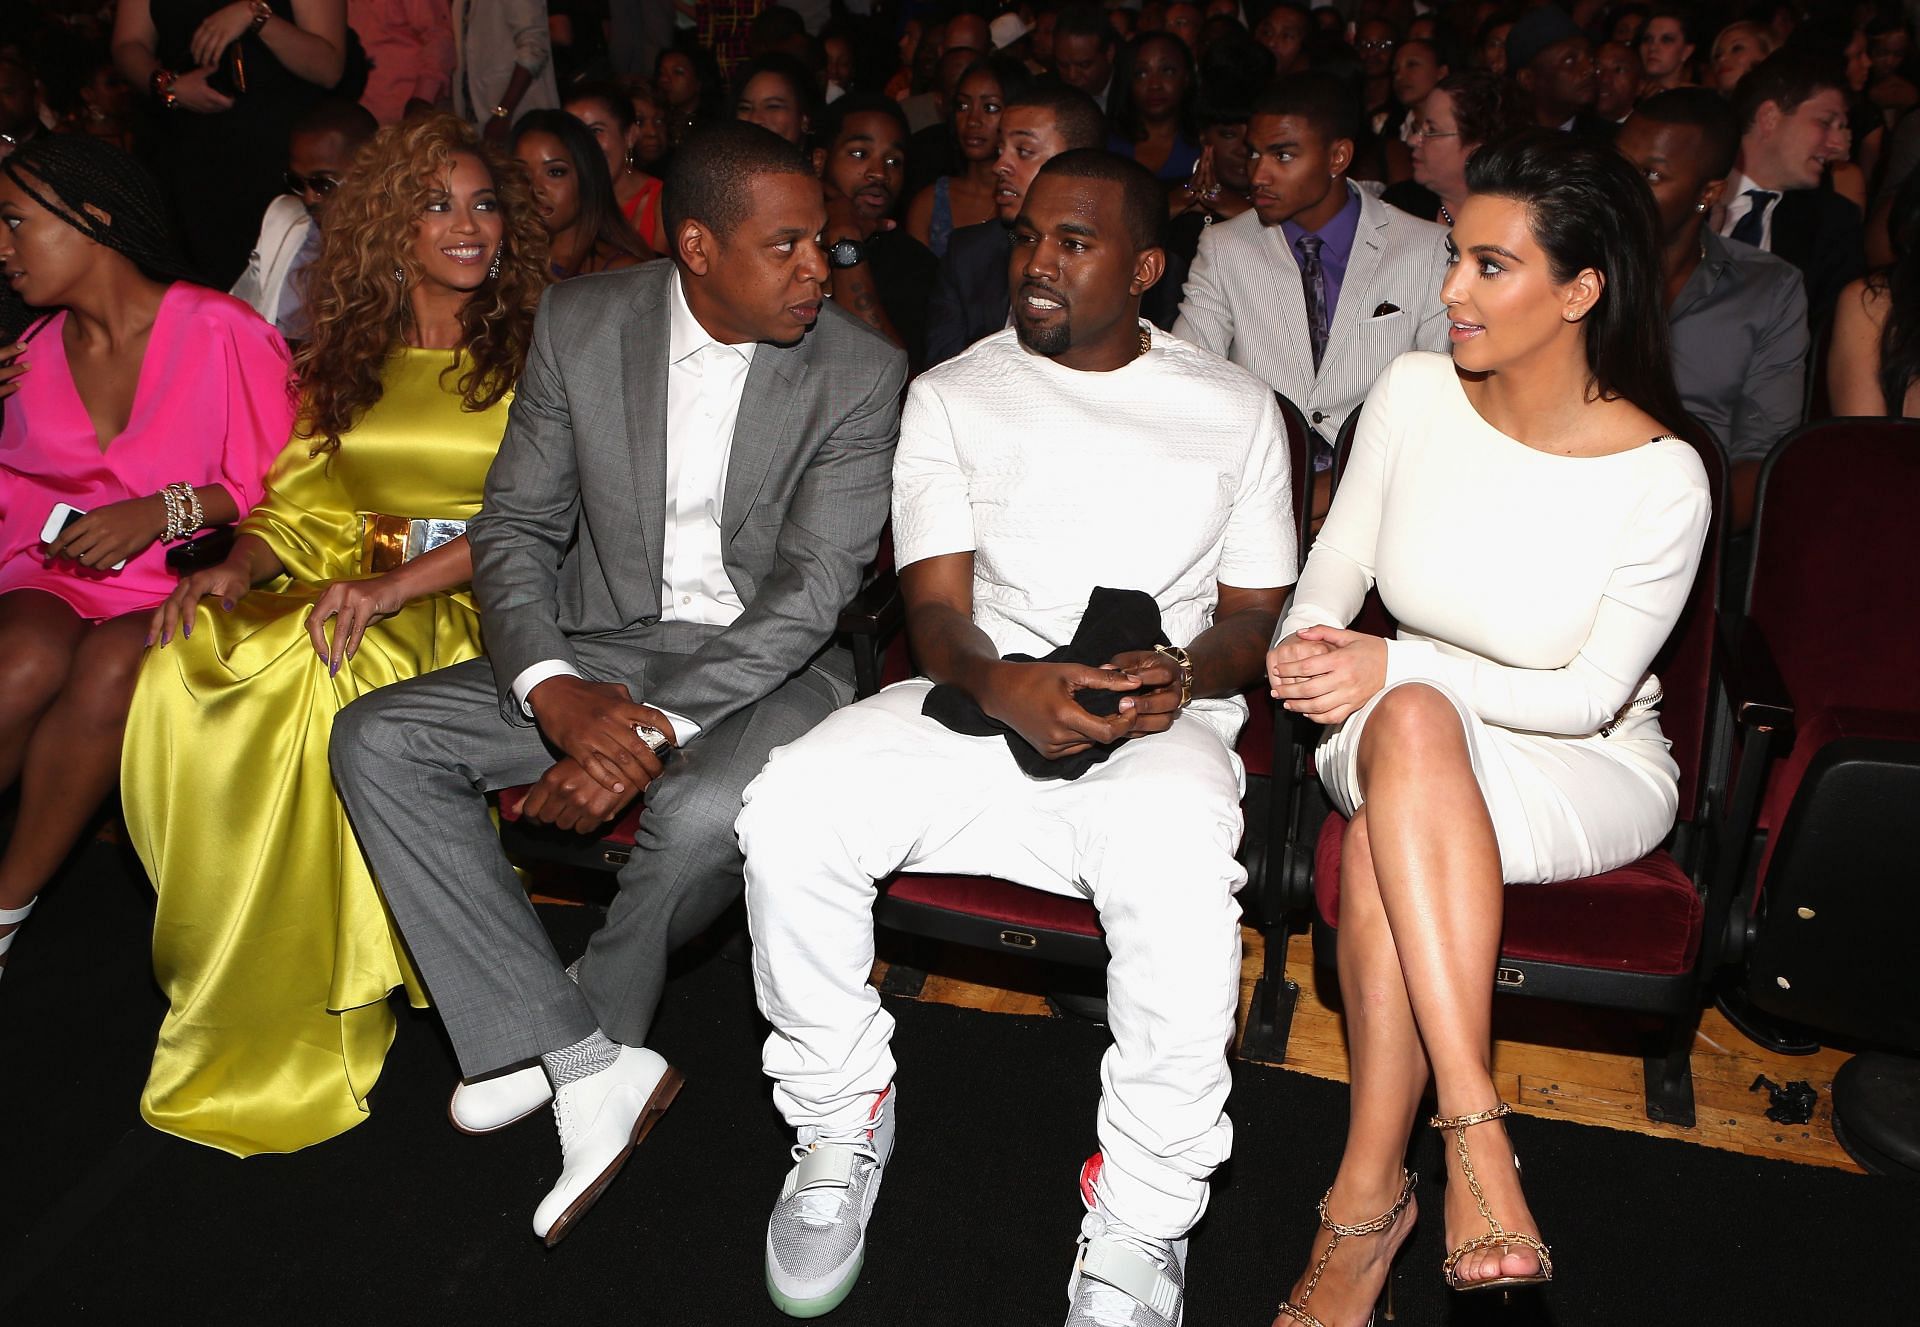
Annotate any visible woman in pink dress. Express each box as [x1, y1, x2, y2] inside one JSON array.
[[0, 136, 293, 975]]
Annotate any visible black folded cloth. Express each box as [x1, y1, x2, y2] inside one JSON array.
[[923, 586, 1164, 781]]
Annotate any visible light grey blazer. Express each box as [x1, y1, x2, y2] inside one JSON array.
[[1173, 187, 1452, 443], [469, 259, 907, 734]]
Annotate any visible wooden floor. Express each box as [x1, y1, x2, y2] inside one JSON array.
[[871, 927, 1862, 1174]]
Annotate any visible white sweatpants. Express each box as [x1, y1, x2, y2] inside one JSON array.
[[737, 679, 1247, 1240]]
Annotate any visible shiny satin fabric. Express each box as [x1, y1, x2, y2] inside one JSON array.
[[121, 349, 510, 1156]]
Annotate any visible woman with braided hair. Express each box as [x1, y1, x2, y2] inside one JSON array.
[[0, 134, 293, 982], [121, 114, 547, 1156]]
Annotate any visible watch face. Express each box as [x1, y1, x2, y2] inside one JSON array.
[[828, 238, 863, 268]]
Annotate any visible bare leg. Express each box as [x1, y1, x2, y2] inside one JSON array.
[[0, 591, 92, 790], [1354, 684, 1542, 1285], [0, 592, 94, 965], [1274, 809, 1428, 1327], [0, 613, 150, 944]]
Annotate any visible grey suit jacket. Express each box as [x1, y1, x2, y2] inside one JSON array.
[[470, 260, 907, 735], [1173, 187, 1451, 443]]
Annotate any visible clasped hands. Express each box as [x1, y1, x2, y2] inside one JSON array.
[[1267, 626, 1386, 725], [981, 649, 1185, 762], [519, 675, 678, 832]]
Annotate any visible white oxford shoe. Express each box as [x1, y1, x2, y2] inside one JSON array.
[[531, 1046, 684, 1246], [448, 1064, 554, 1135]]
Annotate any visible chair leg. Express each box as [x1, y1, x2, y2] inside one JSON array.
[[1238, 917, 1300, 1065], [1642, 1014, 1700, 1128]]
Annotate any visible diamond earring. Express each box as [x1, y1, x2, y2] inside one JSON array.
[[393, 265, 405, 283], [488, 248, 502, 280]]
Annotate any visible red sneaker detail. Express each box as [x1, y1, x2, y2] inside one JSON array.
[[864, 1084, 892, 1142], [1079, 1152, 1104, 1209]]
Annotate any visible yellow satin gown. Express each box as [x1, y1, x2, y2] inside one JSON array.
[[122, 350, 510, 1156]]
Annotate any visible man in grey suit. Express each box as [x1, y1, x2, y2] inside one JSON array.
[[1174, 75, 1450, 515], [331, 123, 906, 1245]]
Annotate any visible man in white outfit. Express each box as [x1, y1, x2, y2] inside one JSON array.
[[230, 99, 376, 341], [737, 151, 1295, 1325]]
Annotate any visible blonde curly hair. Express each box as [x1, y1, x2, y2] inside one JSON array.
[[295, 113, 549, 452]]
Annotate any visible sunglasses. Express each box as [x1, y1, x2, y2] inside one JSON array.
[[285, 170, 341, 197]]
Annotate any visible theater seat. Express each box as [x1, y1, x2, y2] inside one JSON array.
[[1283, 422, 1734, 1126], [1716, 418, 1920, 1172]]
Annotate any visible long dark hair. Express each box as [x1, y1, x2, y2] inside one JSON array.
[[1871, 168, 1920, 414], [511, 110, 651, 276], [1109, 33, 1198, 143], [1465, 129, 1688, 431]]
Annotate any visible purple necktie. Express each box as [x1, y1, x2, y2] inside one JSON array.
[[1297, 234, 1329, 372]]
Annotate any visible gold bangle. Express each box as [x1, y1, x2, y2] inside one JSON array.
[[1153, 643, 1194, 708]]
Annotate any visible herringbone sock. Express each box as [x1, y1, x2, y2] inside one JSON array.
[[542, 1029, 620, 1087]]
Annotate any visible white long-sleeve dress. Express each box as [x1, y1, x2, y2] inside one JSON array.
[[1279, 352, 1713, 884]]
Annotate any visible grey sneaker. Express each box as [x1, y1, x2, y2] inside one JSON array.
[[765, 1086, 896, 1319], [1065, 1156, 1187, 1327]]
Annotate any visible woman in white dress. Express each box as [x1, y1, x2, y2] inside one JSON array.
[[1269, 132, 1712, 1327]]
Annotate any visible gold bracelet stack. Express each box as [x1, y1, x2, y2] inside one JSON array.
[[160, 483, 205, 541]]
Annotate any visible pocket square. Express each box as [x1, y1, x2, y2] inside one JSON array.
[[1371, 302, 1402, 317]]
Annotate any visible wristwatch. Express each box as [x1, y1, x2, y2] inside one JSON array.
[[826, 238, 865, 269], [248, 0, 273, 34], [491, 104, 512, 121], [633, 724, 672, 756]]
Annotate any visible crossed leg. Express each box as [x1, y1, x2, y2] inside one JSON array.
[[1276, 683, 1543, 1326]]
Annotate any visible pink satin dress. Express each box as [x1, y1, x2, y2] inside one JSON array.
[[0, 283, 296, 621]]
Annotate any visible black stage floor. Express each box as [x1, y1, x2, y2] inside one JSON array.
[[2, 841, 1911, 1324]]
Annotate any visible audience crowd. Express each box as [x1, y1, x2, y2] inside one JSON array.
[[0, 1, 1916, 1324]]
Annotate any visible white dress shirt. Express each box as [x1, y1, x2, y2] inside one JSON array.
[[510, 269, 755, 745], [1716, 171, 1781, 251]]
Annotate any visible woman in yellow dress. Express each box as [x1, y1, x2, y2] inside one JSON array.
[[121, 113, 548, 1156]]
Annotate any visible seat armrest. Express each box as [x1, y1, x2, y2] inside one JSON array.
[[837, 568, 904, 639], [1719, 617, 1794, 739]]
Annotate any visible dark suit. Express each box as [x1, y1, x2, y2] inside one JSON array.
[[1765, 185, 1865, 331], [926, 219, 1011, 367], [333, 261, 908, 1074]]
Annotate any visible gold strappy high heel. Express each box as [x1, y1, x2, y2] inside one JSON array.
[[1276, 1169, 1416, 1327], [1429, 1103, 1553, 1293]]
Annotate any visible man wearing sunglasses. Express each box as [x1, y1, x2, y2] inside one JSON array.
[[231, 98, 377, 342]]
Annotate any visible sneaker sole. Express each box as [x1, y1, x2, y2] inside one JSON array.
[[765, 1245, 865, 1319], [540, 1066, 685, 1249]]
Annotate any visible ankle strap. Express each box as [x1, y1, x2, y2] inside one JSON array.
[[1315, 1168, 1417, 1238], [0, 897, 35, 925], [1428, 1102, 1512, 1131]]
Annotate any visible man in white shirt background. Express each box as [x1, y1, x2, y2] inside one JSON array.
[[1716, 49, 1864, 328], [230, 99, 376, 342]]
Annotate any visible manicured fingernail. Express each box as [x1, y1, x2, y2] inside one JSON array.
[[144, 633, 154, 647], [160, 630, 170, 645], [222, 598, 235, 611], [182, 621, 191, 638], [330, 659, 339, 677]]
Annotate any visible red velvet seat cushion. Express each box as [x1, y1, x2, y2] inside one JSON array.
[[1313, 814, 1703, 976], [496, 785, 646, 847], [883, 874, 1104, 938]]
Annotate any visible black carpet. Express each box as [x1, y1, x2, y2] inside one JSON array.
[[2, 843, 1913, 1325]]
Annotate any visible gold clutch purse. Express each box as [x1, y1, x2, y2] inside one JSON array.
[[360, 514, 468, 575]]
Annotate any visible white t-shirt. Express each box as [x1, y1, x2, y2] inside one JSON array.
[[893, 325, 1298, 744]]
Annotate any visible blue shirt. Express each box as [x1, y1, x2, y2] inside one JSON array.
[[1280, 183, 1363, 323]]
